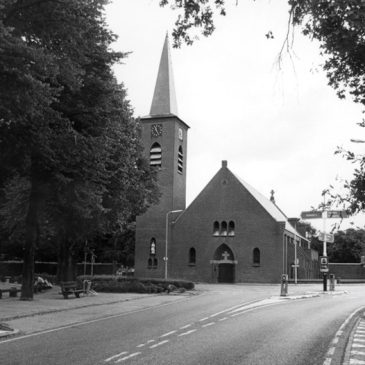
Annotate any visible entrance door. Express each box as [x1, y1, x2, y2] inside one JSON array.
[[218, 263, 235, 283]]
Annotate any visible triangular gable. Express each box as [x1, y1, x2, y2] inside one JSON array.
[[177, 161, 307, 242]]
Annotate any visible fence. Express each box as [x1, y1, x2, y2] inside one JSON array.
[[0, 261, 115, 277]]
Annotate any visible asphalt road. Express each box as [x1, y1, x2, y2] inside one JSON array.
[[1, 284, 365, 365]]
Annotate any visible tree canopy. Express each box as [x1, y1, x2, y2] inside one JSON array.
[[160, 0, 365, 218], [0, 0, 159, 299]]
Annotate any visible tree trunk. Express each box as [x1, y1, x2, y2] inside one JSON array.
[[20, 173, 42, 300], [57, 239, 77, 282]]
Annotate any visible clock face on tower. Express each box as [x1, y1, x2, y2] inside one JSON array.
[[151, 124, 163, 137]]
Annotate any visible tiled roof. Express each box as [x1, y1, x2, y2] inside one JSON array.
[[233, 172, 307, 241]]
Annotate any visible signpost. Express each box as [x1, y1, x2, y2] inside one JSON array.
[[327, 210, 348, 219], [300, 208, 348, 292], [301, 211, 323, 219], [318, 232, 334, 243]]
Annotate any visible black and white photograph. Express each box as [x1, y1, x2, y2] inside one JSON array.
[[1, 1, 365, 364]]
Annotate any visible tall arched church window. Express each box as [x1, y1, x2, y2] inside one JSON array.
[[228, 221, 235, 236], [188, 247, 196, 265], [253, 248, 260, 265], [150, 238, 156, 255], [177, 146, 183, 174], [213, 221, 220, 236], [150, 142, 162, 167], [220, 221, 227, 236]]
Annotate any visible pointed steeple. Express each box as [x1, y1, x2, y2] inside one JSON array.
[[150, 34, 178, 116]]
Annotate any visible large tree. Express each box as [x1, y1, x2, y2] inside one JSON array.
[[0, 0, 158, 299], [159, 0, 365, 217]]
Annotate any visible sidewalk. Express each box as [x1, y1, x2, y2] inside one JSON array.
[[0, 283, 199, 338]]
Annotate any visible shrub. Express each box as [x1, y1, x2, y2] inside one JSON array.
[[75, 275, 194, 293]]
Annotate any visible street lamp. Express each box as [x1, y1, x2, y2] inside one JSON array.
[[165, 209, 183, 280]]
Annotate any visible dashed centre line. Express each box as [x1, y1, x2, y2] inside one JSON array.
[[178, 329, 197, 337], [202, 322, 215, 328], [199, 317, 209, 322], [105, 351, 128, 362], [160, 330, 177, 338], [115, 352, 141, 363], [180, 324, 192, 329], [150, 340, 169, 349]]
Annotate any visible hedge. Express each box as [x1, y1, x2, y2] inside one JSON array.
[[76, 275, 194, 293]]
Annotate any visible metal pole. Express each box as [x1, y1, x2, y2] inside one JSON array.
[[323, 208, 328, 292], [294, 236, 297, 285], [165, 210, 183, 280]]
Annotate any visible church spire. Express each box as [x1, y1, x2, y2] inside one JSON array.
[[150, 33, 178, 116]]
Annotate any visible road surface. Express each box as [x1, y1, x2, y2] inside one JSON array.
[[1, 284, 364, 365]]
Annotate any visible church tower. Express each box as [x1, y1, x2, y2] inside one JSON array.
[[134, 35, 189, 278]]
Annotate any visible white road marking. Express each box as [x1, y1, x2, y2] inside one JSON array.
[[351, 350, 365, 356], [354, 339, 365, 343], [180, 324, 192, 329], [208, 299, 260, 318], [136, 344, 145, 348], [349, 359, 365, 365], [150, 340, 169, 349], [202, 322, 215, 328], [178, 329, 197, 337], [160, 330, 177, 338], [199, 317, 209, 322], [218, 317, 228, 322], [147, 339, 155, 343], [0, 298, 191, 345], [352, 344, 365, 348], [105, 352, 128, 362], [115, 352, 141, 363]]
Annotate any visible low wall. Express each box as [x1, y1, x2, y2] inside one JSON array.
[[0, 261, 115, 277], [328, 263, 365, 279]]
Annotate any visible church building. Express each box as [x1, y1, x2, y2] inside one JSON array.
[[134, 35, 319, 283]]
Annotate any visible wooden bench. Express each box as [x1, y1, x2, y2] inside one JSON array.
[[0, 287, 21, 299], [60, 281, 84, 299]]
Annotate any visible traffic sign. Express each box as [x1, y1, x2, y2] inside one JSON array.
[[318, 232, 334, 243], [320, 256, 329, 273], [301, 211, 322, 219], [327, 210, 348, 219]]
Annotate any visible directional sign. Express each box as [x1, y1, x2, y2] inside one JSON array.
[[327, 210, 348, 219], [301, 211, 322, 219], [318, 232, 334, 243]]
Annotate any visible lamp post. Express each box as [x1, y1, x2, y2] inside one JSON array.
[[165, 209, 183, 280]]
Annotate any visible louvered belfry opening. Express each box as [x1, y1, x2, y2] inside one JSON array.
[[178, 145, 183, 173], [150, 142, 162, 167]]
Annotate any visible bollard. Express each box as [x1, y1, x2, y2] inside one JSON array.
[[329, 274, 335, 291], [280, 274, 288, 296]]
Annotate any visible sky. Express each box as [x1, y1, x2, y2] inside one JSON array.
[[105, 0, 364, 232]]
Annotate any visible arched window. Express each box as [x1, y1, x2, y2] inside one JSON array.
[[150, 142, 162, 167], [177, 146, 183, 174], [228, 221, 235, 236], [213, 221, 220, 236], [253, 248, 260, 265], [153, 258, 158, 268], [189, 247, 196, 265], [220, 221, 227, 236], [148, 258, 152, 268], [150, 238, 156, 255]]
